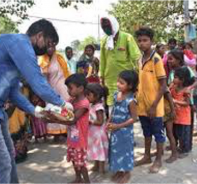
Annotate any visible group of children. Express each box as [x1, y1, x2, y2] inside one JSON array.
[[47, 70, 138, 184], [38, 27, 197, 184]]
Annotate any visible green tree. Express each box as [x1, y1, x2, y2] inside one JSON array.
[[109, 0, 188, 42], [0, 0, 34, 20], [59, 0, 92, 10], [1, 0, 92, 19], [77, 36, 97, 51], [0, 16, 18, 34]]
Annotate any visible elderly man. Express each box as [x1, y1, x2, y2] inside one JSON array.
[[0, 19, 66, 183], [99, 15, 141, 113]]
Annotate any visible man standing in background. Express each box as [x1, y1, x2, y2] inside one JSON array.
[[65, 46, 78, 74], [99, 14, 141, 114]]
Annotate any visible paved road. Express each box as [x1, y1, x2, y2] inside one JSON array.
[[18, 123, 197, 183]]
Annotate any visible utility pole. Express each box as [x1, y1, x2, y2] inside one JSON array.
[[98, 14, 100, 42], [184, 0, 190, 42]]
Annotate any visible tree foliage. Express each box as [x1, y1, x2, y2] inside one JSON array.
[[59, 0, 93, 8], [77, 36, 97, 51], [0, 0, 34, 20], [0, 16, 18, 34], [109, 0, 188, 42], [0, 0, 92, 19]]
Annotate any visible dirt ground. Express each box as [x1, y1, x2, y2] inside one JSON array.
[[17, 123, 197, 184]]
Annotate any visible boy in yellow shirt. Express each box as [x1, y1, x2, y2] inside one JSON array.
[[135, 27, 166, 173]]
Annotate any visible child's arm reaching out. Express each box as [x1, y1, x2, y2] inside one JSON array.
[[45, 108, 88, 125]]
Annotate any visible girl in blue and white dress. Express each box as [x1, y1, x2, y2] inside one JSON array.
[[106, 70, 138, 184]]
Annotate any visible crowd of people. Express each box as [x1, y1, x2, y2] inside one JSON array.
[[0, 14, 197, 184]]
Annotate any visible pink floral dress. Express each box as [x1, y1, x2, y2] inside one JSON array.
[[87, 103, 108, 161]]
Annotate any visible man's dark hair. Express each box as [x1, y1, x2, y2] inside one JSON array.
[[65, 46, 73, 52], [168, 38, 177, 45], [135, 27, 154, 40], [26, 19, 59, 44], [65, 74, 87, 89]]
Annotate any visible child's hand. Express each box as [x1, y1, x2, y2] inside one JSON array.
[[170, 110, 176, 120], [148, 105, 156, 118], [106, 122, 120, 132], [44, 111, 65, 122], [106, 122, 112, 131], [173, 99, 177, 103], [4, 102, 10, 110]]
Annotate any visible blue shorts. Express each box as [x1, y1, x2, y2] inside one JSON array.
[[139, 116, 165, 143]]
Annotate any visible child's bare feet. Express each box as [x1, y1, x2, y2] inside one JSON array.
[[134, 156, 152, 166], [69, 178, 83, 184], [178, 153, 189, 159], [117, 172, 131, 184], [91, 165, 98, 172], [165, 154, 178, 163], [111, 172, 121, 182], [99, 161, 105, 174], [35, 138, 39, 143], [149, 160, 162, 173], [150, 151, 157, 157], [165, 145, 171, 151], [151, 150, 164, 157]]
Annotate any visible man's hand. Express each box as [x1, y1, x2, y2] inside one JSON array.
[[34, 106, 45, 118]]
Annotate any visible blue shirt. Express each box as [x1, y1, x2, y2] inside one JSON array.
[[66, 56, 78, 74], [0, 34, 64, 121]]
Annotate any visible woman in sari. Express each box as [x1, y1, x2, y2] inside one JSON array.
[[37, 43, 70, 141], [78, 44, 100, 83], [7, 85, 31, 163]]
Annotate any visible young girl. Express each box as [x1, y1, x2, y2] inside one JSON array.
[[171, 67, 195, 158], [167, 49, 185, 85], [86, 83, 108, 174], [163, 89, 177, 163], [167, 49, 196, 152], [30, 93, 47, 143], [46, 74, 90, 183], [106, 70, 138, 184]]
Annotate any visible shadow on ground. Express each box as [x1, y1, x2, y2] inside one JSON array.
[[18, 123, 197, 183]]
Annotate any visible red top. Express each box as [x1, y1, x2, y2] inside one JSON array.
[[170, 86, 191, 125], [67, 98, 90, 149], [184, 49, 196, 60]]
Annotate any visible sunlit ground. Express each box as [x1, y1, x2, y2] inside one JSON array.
[[18, 123, 197, 183]]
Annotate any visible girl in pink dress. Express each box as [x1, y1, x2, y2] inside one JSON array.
[[46, 74, 90, 183], [86, 83, 108, 174]]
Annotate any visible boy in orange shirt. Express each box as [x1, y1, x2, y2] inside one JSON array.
[[135, 27, 167, 173]]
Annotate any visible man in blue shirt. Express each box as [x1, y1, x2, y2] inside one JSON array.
[[65, 46, 78, 74], [0, 19, 66, 183]]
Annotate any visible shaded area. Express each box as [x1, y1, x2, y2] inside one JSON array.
[[18, 123, 197, 183]]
